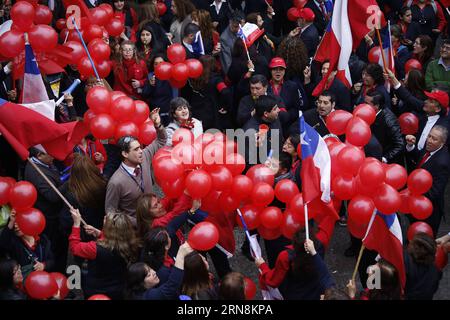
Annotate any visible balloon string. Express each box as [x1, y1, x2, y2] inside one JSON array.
[[72, 18, 101, 81]]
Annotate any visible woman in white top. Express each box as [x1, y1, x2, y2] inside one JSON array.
[[166, 97, 203, 146]]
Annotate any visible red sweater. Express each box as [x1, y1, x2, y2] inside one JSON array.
[[113, 58, 148, 99]]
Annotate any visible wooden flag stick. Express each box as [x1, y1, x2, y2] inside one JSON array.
[[27, 158, 87, 226], [352, 244, 366, 282], [375, 27, 388, 72]]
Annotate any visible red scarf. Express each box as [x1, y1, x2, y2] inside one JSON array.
[[179, 119, 195, 129]]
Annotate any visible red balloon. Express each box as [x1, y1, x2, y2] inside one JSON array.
[[0, 178, 14, 205], [154, 157, 184, 183], [244, 277, 256, 300], [0, 30, 25, 58], [201, 190, 222, 215], [294, 0, 308, 8], [353, 104, 376, 125], [110, 91, 127, 102], [172, 142, 200, 169], [281, 209, 305, 239], [373, 183, 401, 214], [169, 78, 187, 89], [407, 222, 433, 241], [172, 128, 194, 146], [25, 271, 58, 300], [56, 19, 67, 31], [171, 63, 189, 81], [185, 170, 212, 199], [28, 24, 58, 52], [287, 7, 300, 21], [326, 110, 353, 136], [337, 146, 365, 176], [161, 177, 185, 199], [83, 109, 96, 125], [408, 195, 433, 220], [407, 169, 433, 195], [88, 294, 111, 300], [346, 116, 371, 147], [275, 179, 299, 204], [348, 215, 367, 239], [385, 164, 408, 190], [34, 4, 52, 25], [289, 193, 305, 218], [230, 175, 253, 200], [368, 46, 382, 64], [138, 122, 157, 146], [399, 188, 411, 214], [91, 7, 109, 26], [358, 159, 385, 189], [80, 16, 91, 30], [9, 181, 37, 211], [88, 38, 111, 61], [258, 224, 281, 240], [99, 4, 114, 21], [111, 96, 136, 122], [132, 101, 150, 125], [209, 166, 233, 191], [15, 207, 46, 236], [85, 24, 103, 43], [96, 60, 112, 78], [167, 43, 186, 64], [155, 62, 173, 80], [251, 182, 274, 207], [203, 142, 226, 169], [11, 1, 35, 32], [64, 40, 87, 65], [77, 56, 95, 77], [156, 2, 167, 16], [398, 112, 419, 135], [188, 221, 219, 251], [405, 59, 422, 74], [260, 207, 282, 229], [225, 153, 246, 176], [348, 195, 375, 226], [219, 192, 240, 213], [332, 174, 356, 200], [246, 164, 275, 186], [50, 273, 69, 300], [328, 142, 346, 176], [152, 146, 172, 163], [237, 205, 261, 230], [105, 18, 124, 37], [435, 245, 448, 270], [86, 86, 111, 114], [195, 133, 215, 150], [115, 122, 139, 140], [90, 114, 116, 140], [185, 59, 204, 78]]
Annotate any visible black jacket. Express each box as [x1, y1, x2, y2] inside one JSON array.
[[268, 80, 305, 125], [304, 0, 329, 36], [289, 109, 329, 137], [0, 288, 27, 300], [300, 24, 320, 58], [370, 108, 405, 162], [209, 1, 232, 35], [404, 251, 442, 300], [237, 94, 285, 128]]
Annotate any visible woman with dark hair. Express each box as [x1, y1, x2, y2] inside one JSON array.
[[218, 271, 246, 300], [0, 258, 26, 300], [182, 55, 232, 131], [69, 208, 140, 299], [356, 63, 391, 109], [181, 251, 216, 300], [412, 35, 434, 71], [256, 228, 335, 300], [142, 53, 174, 126], [137, 3, 171, 49], [282, 134, 301, 188], [347, 259, 402, 300], [165, 97, 203, 146], [404, 233, 442, 300], [392, 68, 427, 115], [398, 6, 421, 47], [191, 10, 221, 58], [390, 24, 413, 80], [113, 40, 149, 99], [276, 35, 309, 88], [111, 0, 139, 42], [136, 24, 162, 61], [169, 0, 195, 44]]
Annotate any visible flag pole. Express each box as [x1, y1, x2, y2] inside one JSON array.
[[375, 27, 388, 72], [72, 18, 101, 81], [27, 158, 87, 226], [304, 203, 310, 240]]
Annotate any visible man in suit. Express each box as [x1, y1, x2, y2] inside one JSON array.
[[289, 90, 336, 137], [305, 0, 330, 36], [181, 23, 203, 59], [406, 125, 450, 236], [210, 0, 232, 35], [220, 10, 244, 74], [296, 8, 320, 58]]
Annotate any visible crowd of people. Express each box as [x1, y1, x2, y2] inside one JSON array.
[[0, 0, 450, 300]]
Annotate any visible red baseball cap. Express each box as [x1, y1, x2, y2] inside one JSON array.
[[424, 90, 449, 110], [299, 8, 315, 22], [269, 57, 286, 69]]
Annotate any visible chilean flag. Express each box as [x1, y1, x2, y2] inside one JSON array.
[[0, 98, 88, 161], [363, 210, 406, 288], [237, 23, 265, 47], [22, 44, 50, 104], [313, 0, 384, 96], [299, 111, 331, 203]]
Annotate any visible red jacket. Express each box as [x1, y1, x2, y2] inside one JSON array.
[[113, 59, 148, 99]]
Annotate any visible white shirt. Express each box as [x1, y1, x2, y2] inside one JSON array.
[[314, 0, 327, 14], [183, 40, 193, 53], [211, 1, 226, 15], [418, 115, 440, 150], [121, 162, 141, 177]]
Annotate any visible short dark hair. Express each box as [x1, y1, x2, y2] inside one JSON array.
[[117, 136, 139, 157], [169, 97, 191, 120], [287, 134, 300, 150], [442, 39, 450, 47], [218, 272, 245, 300], [249, 74, 268, 87], [364, 63, 385, 86], [230, 10, 244, 23], [254, 94, 278, 118], [319, 90, 336, 104], [367, 90, 385, 109], [183, 22, 200, 38], [407, 233, 436, 265]]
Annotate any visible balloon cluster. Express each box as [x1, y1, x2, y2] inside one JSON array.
[[154, 43, 204, 89], [85, 87, 156, 143], [0, 177, 46, 237], [61, 3, 119, 79], [287, 0, 307, 21], [0, 1, 58, 58], [323, 106, 433, 239]]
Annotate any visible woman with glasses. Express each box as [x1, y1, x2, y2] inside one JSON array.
[[112, 40, 149, 99], [69, 208, 140, 299], [0, 258, 26, 300], [165, 97, 203, 146]]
